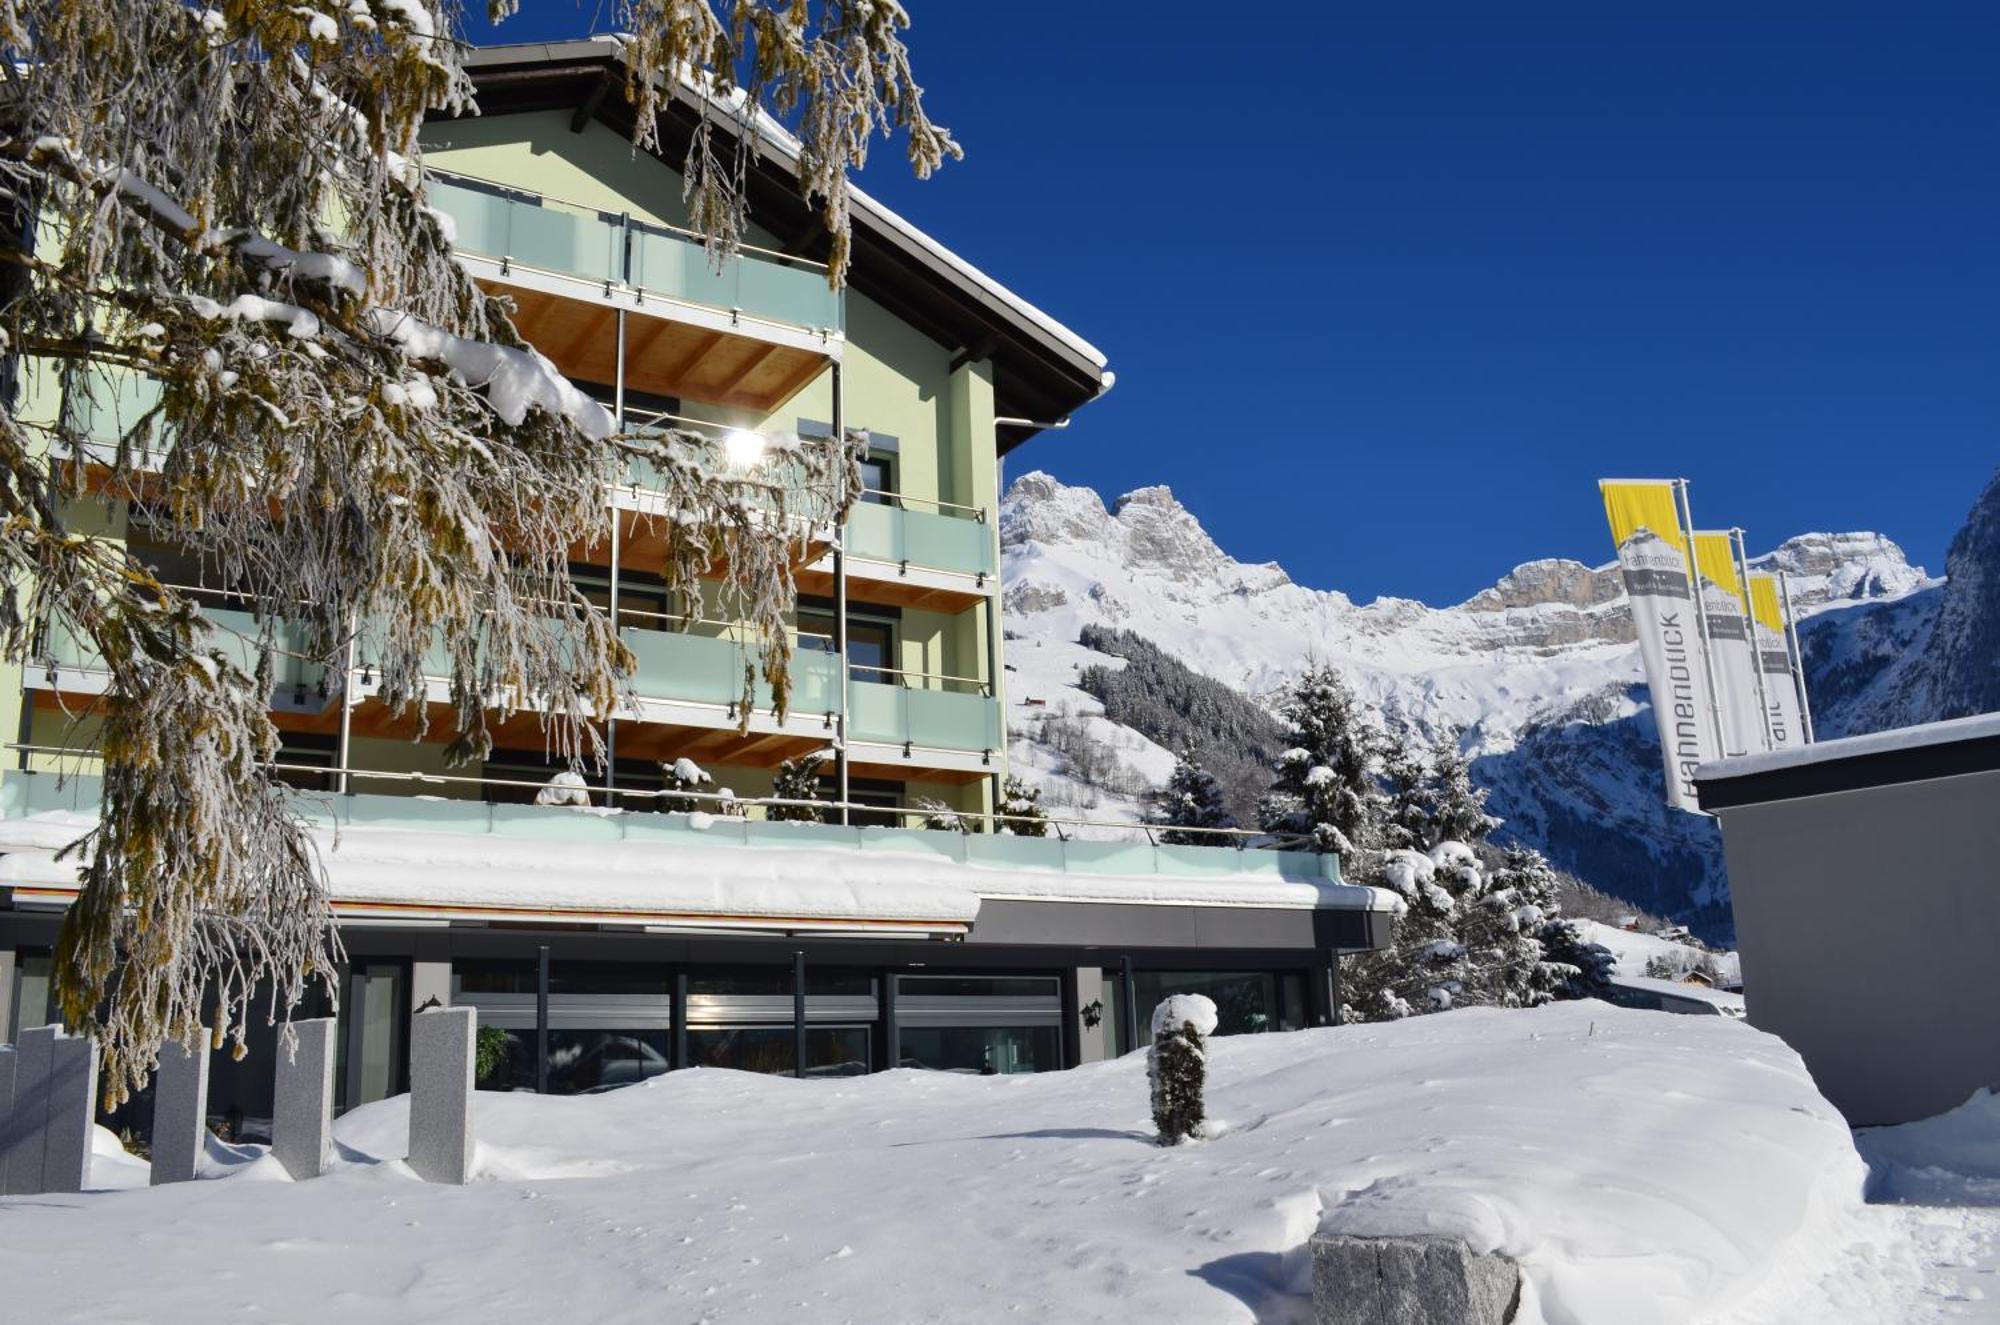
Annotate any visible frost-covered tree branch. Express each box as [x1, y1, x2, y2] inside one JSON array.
[[0, 0, 908, 1103]]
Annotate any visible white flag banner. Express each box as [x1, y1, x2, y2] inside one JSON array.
[[1601, 480, 1720, 812], [1692, 532, 1769, 757], [1749, 573, 1806, 750]]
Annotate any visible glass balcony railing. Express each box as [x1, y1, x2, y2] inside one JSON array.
[[41, 606, 325, 694], [844, 501, 995, 579], [0, 772, 1346, 885], [427, 173, 843, 336], [620, 626, 842, 716], [848, 677, 1000, 753]]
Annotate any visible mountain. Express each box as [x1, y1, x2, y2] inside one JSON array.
[[999, 470, 1941, 939]]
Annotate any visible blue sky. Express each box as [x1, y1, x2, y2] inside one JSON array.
[[464, 4, 1999, 604]]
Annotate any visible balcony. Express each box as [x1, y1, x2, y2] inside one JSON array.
[[0, 771, 1345, 890], [426, 171, 840, 412], [33, 604, 329, 711]]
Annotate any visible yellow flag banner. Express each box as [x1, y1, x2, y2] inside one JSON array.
[[1747, 573, 1806, 749], [1599, 480, 1720, 812], [1691, 531, 1768, 756]]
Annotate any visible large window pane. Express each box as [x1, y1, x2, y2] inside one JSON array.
[[687, 966, 873, 996], [1126, 971, 1303, 1044], [477, 1028, 670, 1094], [686, 1026, 870, 1077], [897, 1025, 1057, 1075]]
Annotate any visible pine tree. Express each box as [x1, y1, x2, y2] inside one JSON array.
[[1149, 747, 1240, 847], [3, 2, 960, 1103], [1148, 994, 1216, 1146], [1422, 732, 1499, 847], [1256, 665, 1383, 864], [999, 775, 1050, 837], [1379, 741, 1431, 851], [768, 751, 829, 823]]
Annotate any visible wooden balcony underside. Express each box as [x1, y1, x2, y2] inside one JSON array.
[[489, 281, 830, 413]]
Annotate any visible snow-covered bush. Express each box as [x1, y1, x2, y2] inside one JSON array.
[[660, 757, 715, 814], [1149, 994, 1217, 1146], [533, 769, 592, 808], [916, 796, 970, 833]]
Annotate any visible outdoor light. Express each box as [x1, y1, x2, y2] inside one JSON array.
[[723, 428, 766, 470], [292, 682, 307, 706], [360, 664, 374, 686]]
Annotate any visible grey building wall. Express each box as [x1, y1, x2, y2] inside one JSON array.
[[1709, 766, 2000, 1126]]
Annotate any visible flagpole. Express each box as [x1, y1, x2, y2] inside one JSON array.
[[1729, 528, 1776, 751], [1777, 571, 1816, 744], [1675, 479, 1728, 756]]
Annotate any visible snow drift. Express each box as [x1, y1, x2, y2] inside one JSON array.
[[4, 1004, 1899, 1324]]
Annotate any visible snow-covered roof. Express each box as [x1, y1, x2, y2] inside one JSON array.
[[1697, 711, 2000, 784], [1609, 974, 1748, 1015], [0, 802, 1399, 934]]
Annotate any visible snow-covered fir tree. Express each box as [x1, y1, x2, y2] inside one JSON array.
[[1422, 732, 1501, 847], [1, 1, 957, 1101], [1256, 665, 1383, 864], [1149, 747, 1240, 847], [1148, 994, 1217, 1146], [1500, 845, 1615, 1001], [999, 775, 1050, 837], [768, 751, 830, 823]]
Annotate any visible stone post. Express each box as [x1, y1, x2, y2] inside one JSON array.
[[40, 1031, 98, 1194], [0, 1044, 15, 1195], [0, 947, 16, 1041], [272, 1017, 335, 1181], [150, 1033, 210, 1186], [1311, 1234, 1521, 1325], [408, 1006, 475, 1185], [1, 1024, 57, 1195]]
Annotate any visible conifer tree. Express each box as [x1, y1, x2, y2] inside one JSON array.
[[768, 751, 829, 823], [1379, 741, 1431, 851], [1149, 747, 1239, 847], [998, 775, 1050, 837], [1256, 665, 1383, 864], [0, 1, 958, 1101], [1422, 732, 1499, 847]]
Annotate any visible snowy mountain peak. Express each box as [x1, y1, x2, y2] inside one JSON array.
[[1001, 470, 1950, 936], [1002, 471, 1290, 591]]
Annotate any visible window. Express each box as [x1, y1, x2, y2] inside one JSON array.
[[478, 1029, 671, 1094], [687, 1026, 870, 1078], [797, 609, 895, 685], [9, 951, 51, 1040], [570, 562, 674, 632], [1110, 970, 1307, 1054], [858, 455, 893, 505], [892, 973, 1063, 1074], [687, 966, 873, 997]]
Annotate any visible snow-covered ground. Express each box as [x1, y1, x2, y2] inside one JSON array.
[[7, 1003, 1995, 1323], [1574, 917, 1743, 986]]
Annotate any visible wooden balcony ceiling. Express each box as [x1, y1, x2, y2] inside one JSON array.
[[488, 281, 829, 413], [794, 564, 984, 615], [569, 509, 832, 577]]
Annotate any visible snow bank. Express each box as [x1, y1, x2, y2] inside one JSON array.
[[0, 1004, 1894, 1324], [1859, 1088, 2000, 1207]]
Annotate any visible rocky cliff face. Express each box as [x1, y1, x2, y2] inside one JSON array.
[[1806, 470, 2000, 736], [999, 471, 1942, 939]]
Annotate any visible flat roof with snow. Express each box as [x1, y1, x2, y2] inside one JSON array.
[[1697, 711, 2000, 810]]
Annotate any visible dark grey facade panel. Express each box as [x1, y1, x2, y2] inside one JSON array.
[[1711, 766, 2000, 1125]]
